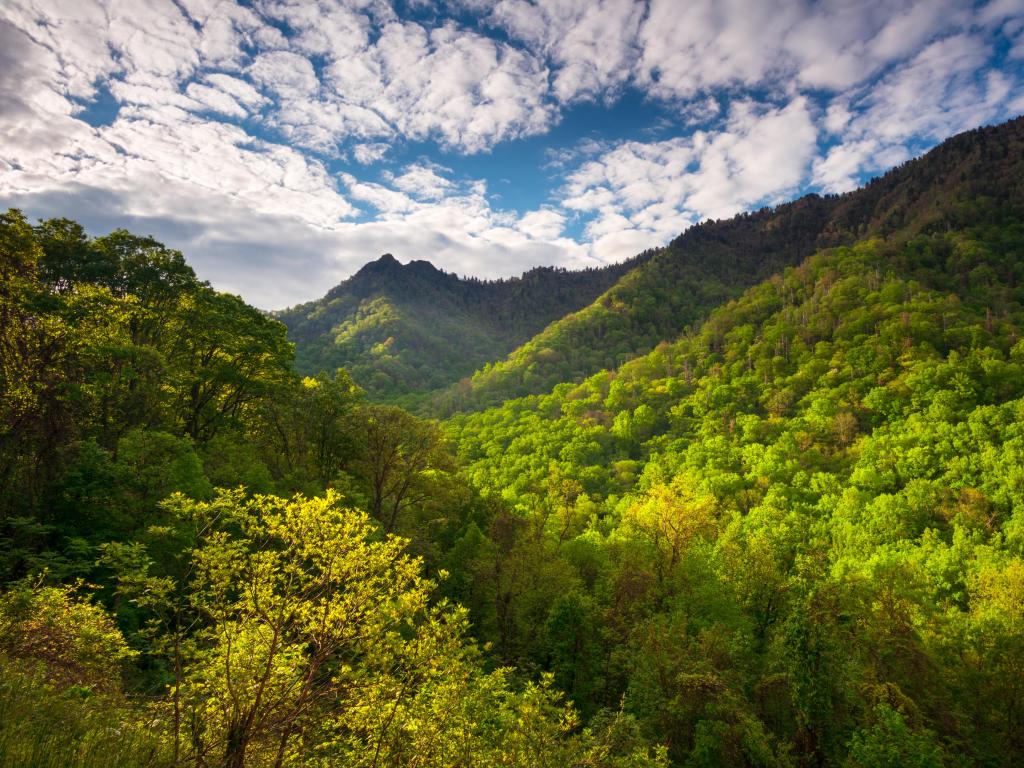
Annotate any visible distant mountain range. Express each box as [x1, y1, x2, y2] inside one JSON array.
[[280, 116, 1024, 414]]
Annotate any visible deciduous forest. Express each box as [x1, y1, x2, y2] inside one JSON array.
[[2, 117, 1023, 768]]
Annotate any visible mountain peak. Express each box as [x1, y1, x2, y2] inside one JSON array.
[[351, 252, 404, 280], [354, 253, 445, 284]]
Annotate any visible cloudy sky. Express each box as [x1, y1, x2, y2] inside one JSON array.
[[1, 0, 1022, 308]]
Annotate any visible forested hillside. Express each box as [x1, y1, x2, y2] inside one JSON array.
[[2, 115, 1024, 768], [432, 117, 1024, 414], [0, 211, 663, 767], [276, 250, 645, 403], [446, 194, 1024, 764]]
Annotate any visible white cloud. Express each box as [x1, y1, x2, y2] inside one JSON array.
[[352, 142, 390, 164], [479, 0, 974, 105], [106, 0, 201, 78], [341, 174, 417, 214], [259, 0, 374, 58], [487, 0, 644, 102], [0, 6, 358, 260], [1, 0, 1022, 311], [563, 98, 818, 242], [635, 0, 978, 100], [250, 51, 320, 98], [813, 32, 1024, 191], [185, 83, 248, 118], [227, 14, 559, 155], [978, 0, 1024, 27], [389, 164, 455, 200], [327, 20, 555, 152], [635, 0, 800, 100], [204, 74, 267, 108], [518, 208, 566, 239], [1, 0, 117, 99], [553, 97, 822, 265]]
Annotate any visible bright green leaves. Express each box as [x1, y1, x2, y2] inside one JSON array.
[[0, 581, 136, 692], [96, 489, 665, 767], [116, 490, 435, 765], [844, 704, 945, 768]]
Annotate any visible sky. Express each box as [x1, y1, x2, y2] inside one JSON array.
[[1, 0, 1023, 309]]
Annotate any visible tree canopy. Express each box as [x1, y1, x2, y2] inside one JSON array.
[[2, 116, 1024, 767]]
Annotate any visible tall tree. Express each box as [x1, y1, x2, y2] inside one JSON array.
[[352, 405, 453, 533]]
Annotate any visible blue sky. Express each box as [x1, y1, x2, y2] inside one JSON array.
[[1, 0, 1022, 308]]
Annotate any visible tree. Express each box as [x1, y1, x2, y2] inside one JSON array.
[[621, 474, 718, 586], [0, 210, 52, 509], [0, 580, 136, 691], [257, 370, 362, 492], [0, 581, 169, 768], [104, 489, 665, 768], [351, 405, 453, 533], [108, 489, 439, 767], [844, 704, 945, 768], [165, 288, 293, 443]]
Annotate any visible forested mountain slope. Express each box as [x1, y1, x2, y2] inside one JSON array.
[[443, 144, 1024, 764], [0, 211, 665, 767], [276, 250, 646, 402], [432, 116, 1024, 414]]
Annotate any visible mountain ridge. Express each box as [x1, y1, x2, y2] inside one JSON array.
[[428, 115, 1024, 414], [280, 116, 1023, 412], [276, 247, 650, 402]]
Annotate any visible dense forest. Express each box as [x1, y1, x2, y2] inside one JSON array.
[[278, 118, 1024, 418], [429, 116, 1024, 414], [1, 116, 1023, 768], [0, 210, 663, 767], [276, 251, 645, 405]]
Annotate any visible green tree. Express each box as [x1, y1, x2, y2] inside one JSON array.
[[165, 288, 293, 443], [257, 370, 362, 492], [0, 580, 136, 691], [351, 405, 454, 533], [844, 704, 945, 768]]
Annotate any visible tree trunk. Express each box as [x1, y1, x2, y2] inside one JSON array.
[[224, 722, 249, 768]]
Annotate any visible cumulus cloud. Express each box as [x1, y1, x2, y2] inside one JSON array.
[[388, 164, 455, 201], [486, 0, 644, 102], [184, 83, 247, 118], [813, 32, 1024, 191], [250, 51, 320, 98], [259, 0, 375, 58], [632, 0, 976, 100], [2, 0, 118, 99], [518, 208, 566, 240], [352, 143, 390, 164], [0, 0, 1022, 309], [325, 20, 555, 152], [562, 98, 818, 259]]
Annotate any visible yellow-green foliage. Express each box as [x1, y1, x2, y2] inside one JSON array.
[[3, 117, 1024, 768], [0, 586, 169, 768], [446, 221, 1024, 765]]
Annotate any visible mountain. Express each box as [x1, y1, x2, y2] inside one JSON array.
[[442, 117, 1024, 764], [430, 116, 1024, 414], [275, 252, 646, 403], [5, 115, 1024, 768], [283, 118, 1023, 413]]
